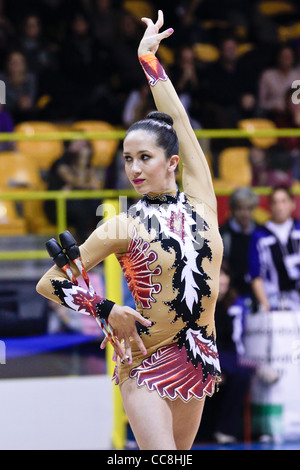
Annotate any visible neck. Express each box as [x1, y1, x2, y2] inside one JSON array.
[[271, 217, 292, 225], [147, 185, 178, 196]]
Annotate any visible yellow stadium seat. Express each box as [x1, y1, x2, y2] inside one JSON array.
[[123, 0, 154, 19], [71, 121, 120, 167], [0, 200, 27, 236], [158, 45, 175, 66], [202, 20, 230, 30], [0, 151, 56, 234], [36, 94, 52, 110], [22, 200, 57, 235], [238, 118, 278, 149], [259, 1, 295, 16], [193, 44, 219, 62], [15, 121, 64, 171], [218, 147, 252, 186], [0, 152, 43, 190], [278, 22, 300, 42], [55, 123, 72, 132], [237, 43, 254, 57]]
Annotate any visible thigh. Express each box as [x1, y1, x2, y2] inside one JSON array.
[[172, 397, 206, 450], [120, 379, 177, 450]]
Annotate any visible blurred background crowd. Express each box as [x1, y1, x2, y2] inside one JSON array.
[[0, 0, 300, 187]]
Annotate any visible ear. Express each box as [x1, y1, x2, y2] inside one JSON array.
[[168, 154, 180, 172]]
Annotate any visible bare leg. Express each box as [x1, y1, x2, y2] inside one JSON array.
[[172, 396, 206, 450], [120, 379, 177, 450]]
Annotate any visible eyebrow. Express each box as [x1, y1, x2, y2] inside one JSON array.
[[123, 150, 150, 155]]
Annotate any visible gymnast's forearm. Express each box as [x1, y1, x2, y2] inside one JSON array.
[[36, 264, 115, 320]]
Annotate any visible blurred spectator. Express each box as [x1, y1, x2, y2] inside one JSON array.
[[173, 0, 209, 46], [204, 36, 258, 173], [58, 9, 116, 120], [60, 10, 103, 87], [0, 49, 37, 122], [258, 46, 300, 117], [44, 139, 102, 244], [0, 103, 14, 150], [19, 14, 57, 75], [122, 83, 154, 127], [0, 0, 16, 67], [249, 186, 300, 312], [110, 10, 145, 96], [220, 187, 259, 301], [205, 36, 257, 129], [198, 261, 253, 444], [88, 0, 118, 50], [274, 88, 300, 182], [249, 146, 270, 187], [198, 258, 278, 444], [213, 261, 253, 444], [169, 44, 203, 128], [250, 144, 294, 189]]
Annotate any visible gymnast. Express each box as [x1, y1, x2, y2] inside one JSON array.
[[36, 10, 223, 450]]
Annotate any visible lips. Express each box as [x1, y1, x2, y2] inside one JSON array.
[[133, 179, 145, 185]]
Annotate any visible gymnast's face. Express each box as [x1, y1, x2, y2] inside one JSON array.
[[123, 130, 178, 195]]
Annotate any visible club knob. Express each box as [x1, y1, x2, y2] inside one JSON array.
[[46, 238, 62, 259], [59, 230, 80, 260], [45, 238, 69, 268]]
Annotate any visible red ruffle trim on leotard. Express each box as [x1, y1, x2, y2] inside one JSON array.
[[113, 343, 220, 402]]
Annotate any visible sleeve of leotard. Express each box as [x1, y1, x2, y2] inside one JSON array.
[[36, 214, 130, 320], [139, 53, 217, 212]]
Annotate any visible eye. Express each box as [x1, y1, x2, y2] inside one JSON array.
[[141, 154, 150, 161], [124, 155, 132, 162]]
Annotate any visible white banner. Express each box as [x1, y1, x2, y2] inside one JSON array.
[[244, 311, 300, 441]]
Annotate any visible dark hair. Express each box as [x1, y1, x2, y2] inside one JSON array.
[[125, 111, 179, 159], [270, 185, 293, 201], [63, 140, 93, 167]]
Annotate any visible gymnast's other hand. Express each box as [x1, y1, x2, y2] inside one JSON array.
[[100, 304, 151, 364], [138, 9, 174, 57]]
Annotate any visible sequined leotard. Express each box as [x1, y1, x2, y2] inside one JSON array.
[[36, 54, 223, 402]]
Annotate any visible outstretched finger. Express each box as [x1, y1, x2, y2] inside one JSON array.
[[155, 10, 164, 29], [100, 336, 109, 350], [132, 330, 147, 356], [124, 338, 132, 365], [101, 335, 126, 363], [113, 338, 127, 362], [141, 16, 153, 28], [158, 27, 174, 41], [128, 307, 152, 328]]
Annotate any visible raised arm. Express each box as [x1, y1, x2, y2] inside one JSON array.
[[138, 11, 216, 211]]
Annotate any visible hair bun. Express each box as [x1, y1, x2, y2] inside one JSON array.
[[146, 111, 174, 127]]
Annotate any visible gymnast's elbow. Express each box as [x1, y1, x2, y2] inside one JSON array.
[[36, 276, 49, 299]]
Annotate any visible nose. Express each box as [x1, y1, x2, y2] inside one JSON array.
[[131, 159, 142, 176]]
